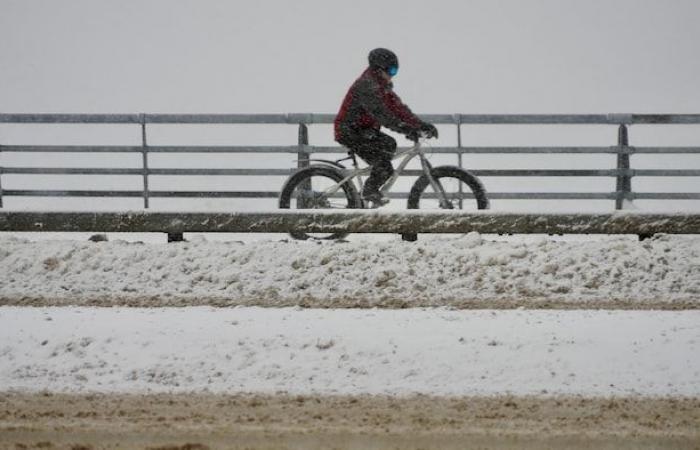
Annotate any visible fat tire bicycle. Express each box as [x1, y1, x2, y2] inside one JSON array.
[[278, 138, 490, 241]]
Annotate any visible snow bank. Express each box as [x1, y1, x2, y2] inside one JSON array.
[[1, 307, 698, 396], [1, 233, 699, 307]]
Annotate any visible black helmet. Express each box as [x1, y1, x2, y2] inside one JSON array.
[[368, 48, 399, 72]]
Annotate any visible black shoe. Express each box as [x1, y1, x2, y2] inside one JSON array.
[[362, 191, 390, 207]]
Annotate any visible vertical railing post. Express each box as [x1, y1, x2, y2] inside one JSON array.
[[455, 114, 464, 209], [615, 124, 632, 210], [140, 114, 150, 209], [0, 144, 4, 208], [298, 123, 309, 169], [297, 123, 311, 207]]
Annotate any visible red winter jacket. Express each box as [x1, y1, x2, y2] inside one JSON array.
[[334, 68, 423, 142]]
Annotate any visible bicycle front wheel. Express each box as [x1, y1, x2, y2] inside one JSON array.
[[279, 165, 361, 240], [403, 165, 489, 241]]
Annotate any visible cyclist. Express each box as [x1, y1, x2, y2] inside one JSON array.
[[334, 48, 438, 206]]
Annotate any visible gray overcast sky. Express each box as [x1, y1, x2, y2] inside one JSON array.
[[2, 0, 700, 114]]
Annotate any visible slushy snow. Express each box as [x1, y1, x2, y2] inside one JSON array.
[[1, 307, 698, 396]]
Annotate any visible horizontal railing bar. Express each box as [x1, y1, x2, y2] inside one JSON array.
[[149, 191, 280, 198], [2, 168, 648, 177], [6, 190, 697, 200], [0, 168, 297, 176], [393, 192, 700, 201], [7, 168, 694, 177], [3, 113, 700, 125], [630, 147, 700, 154], [1, 191, 281, 198], [0, 145, 145, 153], [146, 113, 339, 124], [448, 115, 609, 124], [0, 190, 277, 198], [455, 146, 624, 154], [2, 168, 144, 175], [473, 169, 700, 176], [485, 193, 617, 200], [2, 190, 144, 197], [146, 114, 296, 124], [632, 193, 700, 200], [2, 210, 699, 234], [0, 114, 143, 124], [4, 190, 699, 201], [0, 145, 305, 154], [0, 190, 386, 199], [303, 146, 700, 154], [450, 114, 700, 124], [472, 169, 619, 176], [378, 169, 592, 178], [628, 114, 700, 124], [0, 113, 336, 125], [455, 146, 697, 154], [391, 192, 697, 200], [633, 170, 700, 176], [4, 144, 699, 155], [147, 168, 293, 176], [1, 168, 291, 176], [147, 146, 302, 153]]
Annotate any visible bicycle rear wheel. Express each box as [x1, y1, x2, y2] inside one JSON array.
[[403, 165, 489, 241], [279, 165, 361, 240]]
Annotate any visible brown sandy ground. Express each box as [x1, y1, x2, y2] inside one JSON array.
[[0, 393, 698, 450], [1, 295, 699, 310]]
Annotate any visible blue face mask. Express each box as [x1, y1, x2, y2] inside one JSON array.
[[387, 65, 398, 77]]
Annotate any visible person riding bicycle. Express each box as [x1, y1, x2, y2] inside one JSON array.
[[334, 48, 438, 206]]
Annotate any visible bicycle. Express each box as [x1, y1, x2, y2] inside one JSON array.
[[278, 138, 490, 241]]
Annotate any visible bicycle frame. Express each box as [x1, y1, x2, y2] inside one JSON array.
[[321, 139, 451, 208]]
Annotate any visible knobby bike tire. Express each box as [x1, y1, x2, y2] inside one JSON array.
[[403, 166, 489, 241]]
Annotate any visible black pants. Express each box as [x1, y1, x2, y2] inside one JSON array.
[[339, 129, 397, 195]]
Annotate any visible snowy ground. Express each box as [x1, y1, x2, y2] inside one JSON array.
[[2, 234, 699, 448], [1, 233, 699, 308], [1, 306, 698, 397]]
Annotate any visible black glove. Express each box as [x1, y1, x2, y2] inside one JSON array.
[[406, 129, 421, 142], [420, 122, 439, 139]]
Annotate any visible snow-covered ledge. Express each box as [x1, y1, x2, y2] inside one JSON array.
[[1, 210, 699, 235]]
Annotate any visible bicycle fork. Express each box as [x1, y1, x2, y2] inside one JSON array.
[[420, 154, 453, 209]]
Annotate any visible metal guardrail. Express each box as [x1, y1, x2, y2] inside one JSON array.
[[2, 113, 700, 124], [1, 113, 700, 212]]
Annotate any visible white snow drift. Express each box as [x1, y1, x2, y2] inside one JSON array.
[[1, 233, 699, 306]]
